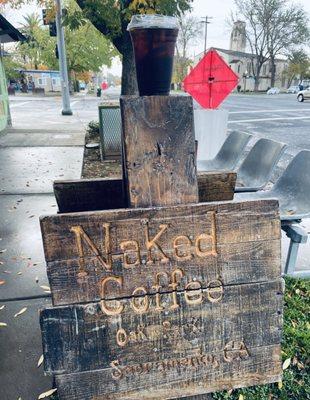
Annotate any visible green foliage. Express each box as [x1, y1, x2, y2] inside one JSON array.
[[212, 277, 310, 400], [2, 57, 23, 81], [75, 0, 193, 44], [87, 120, 100, 139], [8, 3, 116, 75], [285, 50, 310, 85]]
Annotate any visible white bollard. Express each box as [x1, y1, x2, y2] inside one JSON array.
[[194, 108, 229, 161]]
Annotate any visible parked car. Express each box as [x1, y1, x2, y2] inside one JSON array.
[[287, 86, 299, 94], [297, 88, 310, 102], [267, 87, 280, 95]]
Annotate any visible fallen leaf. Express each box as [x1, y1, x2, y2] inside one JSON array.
[[38, 388, 57, 399], [14, 307, 27, 318], [44, 290, 51, 294], [285, 210, 295, 215], [40, 285, 50, 291], [283, 358, 291, 370], [17, 272, 22, 275], [297, 361, 305, 370], [0, 249, 7, 254], [3, 270, 10, 274], [0, 280, 5, 285], [0, 305, 4, 310], [0, 322, 7, 327], [278, 381, 283, 389], [37, 354, 44, 367]]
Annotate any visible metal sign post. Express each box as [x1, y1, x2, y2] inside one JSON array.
[[55, 0, 72, 116]]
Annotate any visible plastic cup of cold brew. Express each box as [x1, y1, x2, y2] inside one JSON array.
[[128, 14, 179, 96]]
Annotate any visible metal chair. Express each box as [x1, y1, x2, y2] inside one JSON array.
[[197, 131, 252, 172], [235, 150, 310, 277], [235, 138, 287, 192]]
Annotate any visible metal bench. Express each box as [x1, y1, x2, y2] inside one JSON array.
[[235, 138, 287, 192], [235, 150, 310, 277], [197, 131, 252, 172]]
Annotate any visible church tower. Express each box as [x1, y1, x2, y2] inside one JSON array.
[[230, 21, 246, 52]]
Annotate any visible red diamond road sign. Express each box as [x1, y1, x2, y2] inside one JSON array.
[[183, 49, 239, 109]]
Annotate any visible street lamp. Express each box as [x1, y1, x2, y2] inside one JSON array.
[[243, 70, 248, 92]]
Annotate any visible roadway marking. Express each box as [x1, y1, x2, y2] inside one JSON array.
[[10, 102, 30, 108], [229, 108, 310, 114], [70, 100, 80, 107], [229, 116, 310, 123]]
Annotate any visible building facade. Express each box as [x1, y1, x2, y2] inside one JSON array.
[[195, 21, 290, 92], [20, 69, 61, 92]]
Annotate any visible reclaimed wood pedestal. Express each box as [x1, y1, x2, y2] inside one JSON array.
[[39, 96, 283, 400]]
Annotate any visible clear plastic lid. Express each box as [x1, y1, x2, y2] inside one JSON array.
[[127, 14, 179, 31]]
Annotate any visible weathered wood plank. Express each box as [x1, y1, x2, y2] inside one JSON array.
[[54, 178, 126, 213], [120, 96, 198, 208], [40, 200, 281, 306], [40, 279, 283, 375], [55, 344, 281, 400], [40, 199, 280, 262], [198, 172, 236, 202], [46, 239, 280, 305], [52, 173, 236, 214]]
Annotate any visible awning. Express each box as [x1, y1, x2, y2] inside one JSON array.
[[0, 15, 26, 43]]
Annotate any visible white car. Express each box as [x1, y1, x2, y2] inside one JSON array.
[[267, 87, 280, 95], [287, 86, 299, 94], [297, 88, 310, 102]]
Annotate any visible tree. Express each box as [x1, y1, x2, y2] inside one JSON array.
[[285, 49, 310, 87], [73, 0, 194, 94], [18, 13, 52, 69], [266, 0, 309, 87], [3, 1, 193, 94], [5, 6, 115, 89], [233, 0, 310, 90], [174, 14, 202, 84], [233, 0, 270, 91]]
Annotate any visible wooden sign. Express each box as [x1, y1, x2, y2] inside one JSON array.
[[40, 199, 283, 399]]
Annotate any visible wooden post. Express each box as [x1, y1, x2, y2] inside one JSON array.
[[120, 96, 198, 208]]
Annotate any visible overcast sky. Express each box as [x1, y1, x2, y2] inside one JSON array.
[[3, 0, 310, 75]]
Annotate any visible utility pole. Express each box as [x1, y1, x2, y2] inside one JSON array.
[[201, 16, 213, 54], [55, 0, 72, 115]]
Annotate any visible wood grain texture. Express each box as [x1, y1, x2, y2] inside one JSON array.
[[40, 200, 281, 306], [198, 172, 236, 202], [120, 96, 198, 208], [41, 279, 283, 375], [52, 173, 236, 214], [54, 345, 281, 400], [54, 178, 126, 213]]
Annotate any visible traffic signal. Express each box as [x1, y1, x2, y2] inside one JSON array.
[[49, 22, 57, 37]]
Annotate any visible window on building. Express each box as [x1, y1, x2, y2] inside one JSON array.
[[263, 65, 267, 75], [238, 64, 241, 73], [247, 61, 251, 75], [38, 78, 46, 86]]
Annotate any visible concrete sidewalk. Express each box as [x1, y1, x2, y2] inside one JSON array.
[[0, 98, 87, 400]]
